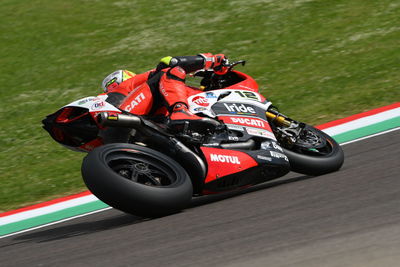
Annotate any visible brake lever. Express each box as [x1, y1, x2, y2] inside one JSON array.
[[226, 60, 246, 70]]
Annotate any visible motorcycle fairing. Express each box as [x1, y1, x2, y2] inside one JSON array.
[[43, 96, 123, 152], [202, 166, 261, 194], [63, 95, 121, 113], [223, 70, 261, 93], [213, 101, 277, 143], [79, 137, 104, 152], [200, 147, 258, 183], [188, 89, 271, 118], [218, 116, 268, 128], [42, 107, 101, 152], [218, 115, 277, 141], [200, 141, 291, 193]]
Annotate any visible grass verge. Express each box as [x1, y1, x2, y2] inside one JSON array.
[[0, 0, 399, 211]]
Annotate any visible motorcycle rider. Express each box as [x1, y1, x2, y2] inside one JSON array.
[[100, 53, 229, 131]]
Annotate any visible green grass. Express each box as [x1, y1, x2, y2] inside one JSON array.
[[0, 0, 399, 212]]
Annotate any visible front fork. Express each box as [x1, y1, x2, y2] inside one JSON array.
[[266, 110, 291, 127], [266, 109, 305, 147]]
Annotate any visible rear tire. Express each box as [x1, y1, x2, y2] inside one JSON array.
[[282, 125, 344, 176], [81, 143, 193, 217]]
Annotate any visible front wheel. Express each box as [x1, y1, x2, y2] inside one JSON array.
[[279, 124, 344, 176], [81, 143, 193, 217]]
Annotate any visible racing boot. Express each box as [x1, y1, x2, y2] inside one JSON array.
[[168, 102, 220, 133]]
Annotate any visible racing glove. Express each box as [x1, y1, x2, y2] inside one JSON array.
[[199, 53, 228, 73]]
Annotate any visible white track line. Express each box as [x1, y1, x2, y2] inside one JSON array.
[[0, 195, 100, 226], [340, 127, 400, 146], [0, 207, 112, 239], [323, 108, 399, 136]]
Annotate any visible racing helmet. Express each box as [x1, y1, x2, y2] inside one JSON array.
[[101, 70, 136, 92]]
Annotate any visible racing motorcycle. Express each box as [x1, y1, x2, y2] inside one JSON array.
[[42, 60, 344, 217]]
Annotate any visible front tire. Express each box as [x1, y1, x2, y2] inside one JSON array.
[[281, 125, 344, 176], [81, 143, 193, 217]]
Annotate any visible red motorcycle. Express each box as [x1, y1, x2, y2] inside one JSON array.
[[43, 60, 344, 217]]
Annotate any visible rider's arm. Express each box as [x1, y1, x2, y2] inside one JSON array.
[[158, 53, 226, 73]]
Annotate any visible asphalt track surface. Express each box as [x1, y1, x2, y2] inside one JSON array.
[[1, 130, 399, 267]]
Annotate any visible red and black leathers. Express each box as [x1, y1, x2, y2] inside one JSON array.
[[102, 54, 226, 129]]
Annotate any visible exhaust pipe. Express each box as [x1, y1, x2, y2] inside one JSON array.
[[97, 112, 142, 128]]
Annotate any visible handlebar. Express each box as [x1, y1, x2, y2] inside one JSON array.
[[193, 58, 248, 89], [193, 59, 246, 77], [222, 59, 246, 70], [213, 59, 246, 75]]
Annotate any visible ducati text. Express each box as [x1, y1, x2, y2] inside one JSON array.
[[231, 117, 265, 127], [125, 93, 145, 112]]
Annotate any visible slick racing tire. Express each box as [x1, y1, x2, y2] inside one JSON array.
[[82, 143, 193, 217], [282, 124, 344, 176]]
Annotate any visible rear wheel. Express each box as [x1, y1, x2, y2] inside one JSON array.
[[81, 143, 193, 217], [279, 124, 344, 176]]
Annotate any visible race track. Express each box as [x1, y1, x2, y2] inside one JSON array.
[[1, 130, 399, 267]]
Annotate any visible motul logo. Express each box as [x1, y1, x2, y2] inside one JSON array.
[[231, 117, 265, 127], [193, 96, 209, 107], [210, 154, 241, 164], [224, 103, 256, 113]]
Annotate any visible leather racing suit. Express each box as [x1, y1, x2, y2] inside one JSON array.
[[102, 53, 227, 130]]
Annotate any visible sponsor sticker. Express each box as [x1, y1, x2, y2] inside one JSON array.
[[193, 96, 209, 107], [257, 155, 272, 161], [194, 107, 208, 112], [78, 98, 93, 105], [125, 93, 145, 112], [203, 142, 220, 147], [107, 114, 119, 121], [227, 124, 245, 131], [210, 154, 241, 164], [91, 100, 105, 110], [205, 92, 217, 98], [270, 151, 289, 161], [230, 117, 265, 128], [223, 103, 256, 115], [261, 141, 283, 152], [246, 127, 276, 139], [228, 136, 239, 141]]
